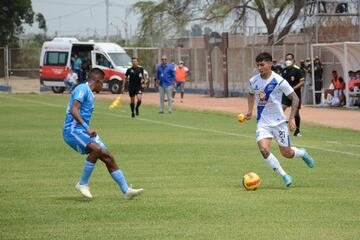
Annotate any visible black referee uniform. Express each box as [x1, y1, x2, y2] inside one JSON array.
[[281, 64, 304, 136], [125, 66, 144, 97], [125, 65, 144, 117]]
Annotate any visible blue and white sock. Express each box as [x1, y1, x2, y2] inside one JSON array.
[[110, 169, 129, 194], [79, 160, 95, 185]]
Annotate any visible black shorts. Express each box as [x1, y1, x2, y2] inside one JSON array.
[[282, 94, 301, 109], [128, 87, 142, 97]]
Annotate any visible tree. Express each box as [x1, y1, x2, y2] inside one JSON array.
[[134, 0, 305, 45], [0, 0, 47, 47]]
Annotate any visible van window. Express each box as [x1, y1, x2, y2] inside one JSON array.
[[96, 53, 111, 68], [108, 53, 131, 67], [44, 51, 68, 66]]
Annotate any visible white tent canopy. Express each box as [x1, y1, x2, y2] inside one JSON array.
[[311, 42, 360, 107]]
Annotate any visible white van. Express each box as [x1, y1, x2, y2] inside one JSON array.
[[39, 38, 132, 94]]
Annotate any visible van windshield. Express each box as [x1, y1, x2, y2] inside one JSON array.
[[108, 53, 131, 67]]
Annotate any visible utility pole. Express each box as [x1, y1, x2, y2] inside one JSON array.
[[106, 0, 109, 41]]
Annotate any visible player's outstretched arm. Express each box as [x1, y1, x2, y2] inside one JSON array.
[[246, 93, 255, 119]]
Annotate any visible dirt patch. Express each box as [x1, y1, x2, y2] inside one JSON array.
[[96, 92, 360, 131], [1, 77, 358, 131], [0, 77, 39, 93]]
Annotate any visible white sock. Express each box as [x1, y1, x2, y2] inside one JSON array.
[[291, 147, 305, 158], [265, 153, 287, 177]]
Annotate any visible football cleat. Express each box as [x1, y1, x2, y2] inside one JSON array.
[[301, 148, 314, 168], [283, 175, 292, 187], [124, 186, 144, 200], [75, 182, 93, 199]]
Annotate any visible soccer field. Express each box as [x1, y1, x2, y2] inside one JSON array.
[[0, 94, 359, 240]]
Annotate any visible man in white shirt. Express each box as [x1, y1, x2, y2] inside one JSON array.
[[64, 68, 78, 93], [245, 52, 315, 187]]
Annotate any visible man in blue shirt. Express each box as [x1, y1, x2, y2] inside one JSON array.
[[72, 53, 83, 81], [156, 55, 176, 113], [63, 68, 143, 200]]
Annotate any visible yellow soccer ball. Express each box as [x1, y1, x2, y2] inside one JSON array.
[[237, 113, 246, 123], [242, 172, 261, 191]]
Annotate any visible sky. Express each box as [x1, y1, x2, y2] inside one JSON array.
[[26, 0, 142, 38]]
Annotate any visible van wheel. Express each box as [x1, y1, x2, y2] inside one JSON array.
[[109, 80, 122, 94], [52, 86, 66, 93]]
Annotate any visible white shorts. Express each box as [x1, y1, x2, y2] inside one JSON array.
[[256, 122, 291, 147]]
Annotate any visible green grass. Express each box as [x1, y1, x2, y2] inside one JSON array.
[[0, 93, 359, 240]]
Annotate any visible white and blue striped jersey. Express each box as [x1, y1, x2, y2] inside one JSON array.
[[63, 83, 95, 131], [248, 71, 294, 127]]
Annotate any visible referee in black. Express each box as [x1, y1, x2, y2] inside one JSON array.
[[282, 53, 305, 137], [123, 57, 144, 118]]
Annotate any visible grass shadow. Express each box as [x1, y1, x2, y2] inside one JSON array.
[[55, 196, 93, 202]]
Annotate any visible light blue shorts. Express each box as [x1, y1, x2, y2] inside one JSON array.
[[63, 128, 107, 155]]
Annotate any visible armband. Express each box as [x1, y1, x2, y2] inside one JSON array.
[[82, 122, 89, 130]]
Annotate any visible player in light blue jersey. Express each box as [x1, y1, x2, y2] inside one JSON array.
[[63, 68, 143, 199], [245, 52, 314, 187]]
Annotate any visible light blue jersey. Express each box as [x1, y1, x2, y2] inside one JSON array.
[[63, 83, 106, 154], [64, 83, 94, 131]]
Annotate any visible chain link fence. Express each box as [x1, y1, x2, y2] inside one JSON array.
[[0, 47, 40, 93], [0, 44, 342, 101]]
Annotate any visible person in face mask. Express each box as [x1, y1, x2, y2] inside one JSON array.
[[281, 53, 305, 137]]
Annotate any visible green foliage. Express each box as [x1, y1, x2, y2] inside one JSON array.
[[0, 0, 47, 47], [0, 0, 34, 46], [35, 13, 47, 33], [0, 94, 360, 239]]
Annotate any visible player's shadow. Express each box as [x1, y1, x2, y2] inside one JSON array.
[[55, 196, 93, 202], [233, 184, 303, 191]]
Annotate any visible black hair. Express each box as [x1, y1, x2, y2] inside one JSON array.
[[88, 68, 105, 82], [256, 52, 272, 62], [286, 52, 294, 60], [332, 70, 337, 74], [132, 57, 138, 61]]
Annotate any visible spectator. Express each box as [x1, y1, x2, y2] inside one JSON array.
[[324, 71, 345, 107], [348, 70, 360, 91], [73, 53, 83, 81], [335, 3, 348, 13], [64, 68, 78, 93], [156, 55, 176, 114], [300, 59, 306, 73], [313, 56, 324, 104], [271, 59, 283, 75], [173, 60, 189, 103]]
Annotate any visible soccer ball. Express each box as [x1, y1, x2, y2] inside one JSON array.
[[242, 172, 261, 191], [237, 113, 246, 123]]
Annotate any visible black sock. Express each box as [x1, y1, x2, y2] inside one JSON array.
[[130, 103, 135, 113], [136, 100, 141, 109], [295, 115, 300, 132]]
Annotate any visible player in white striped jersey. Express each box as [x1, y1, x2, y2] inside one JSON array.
[[245, 52, 314, 187]]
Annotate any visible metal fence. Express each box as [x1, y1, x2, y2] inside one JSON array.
[[0, 45, 343, 99], [0, 47, 40, 93]]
